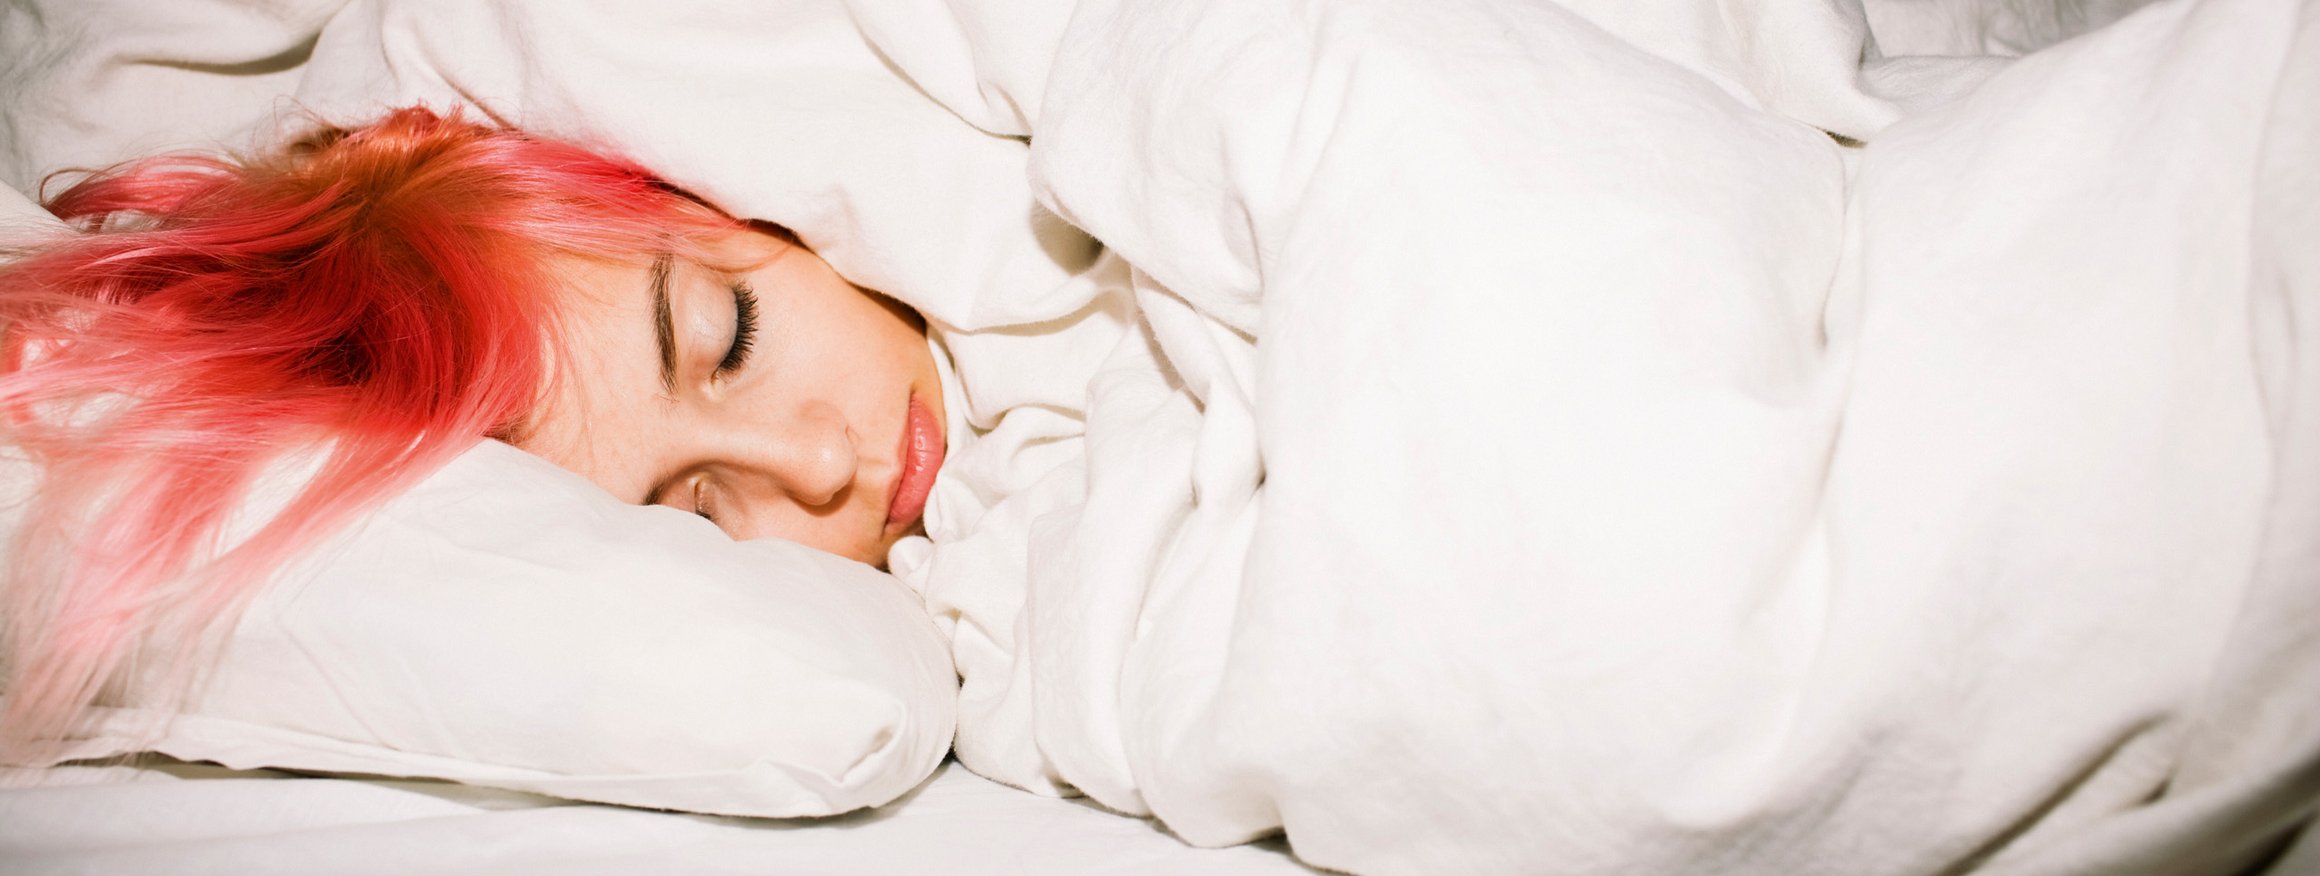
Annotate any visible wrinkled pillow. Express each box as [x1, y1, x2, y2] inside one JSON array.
[[43, 441, 958, 818]]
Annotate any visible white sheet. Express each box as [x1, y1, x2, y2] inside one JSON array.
[[0, 759, 1312, 875]]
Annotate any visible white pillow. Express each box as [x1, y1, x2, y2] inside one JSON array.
[[46, 441, 958, 818]]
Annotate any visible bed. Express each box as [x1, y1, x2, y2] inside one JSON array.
[[4, 0, 2317, 873]]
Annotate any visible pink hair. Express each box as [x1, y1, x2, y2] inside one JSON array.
[[0, 106, 738, 763]]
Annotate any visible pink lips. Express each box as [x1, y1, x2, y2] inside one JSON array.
[[886, 395, 944, 529]]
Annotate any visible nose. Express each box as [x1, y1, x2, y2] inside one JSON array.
[[718, 400, 857, 507]]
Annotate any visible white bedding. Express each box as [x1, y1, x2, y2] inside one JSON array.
[[2, 0, 2317, 874], [0, 758, 1311, 875], [879, 0, 2320, 872]]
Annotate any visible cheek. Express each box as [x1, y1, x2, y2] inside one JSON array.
[[741, 506, 889, 564], [786, 300, 920, 396], [516, 398, 655, 504], [849, 297, 931, 381]]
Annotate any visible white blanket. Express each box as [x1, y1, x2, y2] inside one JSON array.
[[868, 0, 2320, 873], [4, 1, 2315, 873]]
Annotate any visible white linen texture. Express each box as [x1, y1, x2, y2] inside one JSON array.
[[873, 0, 2320, 873]]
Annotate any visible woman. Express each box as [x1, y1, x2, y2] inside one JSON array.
[[0, 106, 947, 762]]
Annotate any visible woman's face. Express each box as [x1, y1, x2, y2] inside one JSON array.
[[520, 227, 946, 567]]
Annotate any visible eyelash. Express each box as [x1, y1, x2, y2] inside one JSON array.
[[664, 280, 758, 525], [717, 281, 759, 379]]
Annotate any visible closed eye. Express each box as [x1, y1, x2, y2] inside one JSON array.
[[643, 475, 719, 525], [717, 280, 758, 379], [690, 479, 716, 523]]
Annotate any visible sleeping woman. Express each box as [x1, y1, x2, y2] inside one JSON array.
[[0, 106, 947, 762]]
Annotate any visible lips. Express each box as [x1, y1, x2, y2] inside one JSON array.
[[886, 394, 944, 529]]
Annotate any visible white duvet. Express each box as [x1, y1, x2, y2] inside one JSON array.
[[3, 0, 2316, 873], [878, 1, 2320, 873]]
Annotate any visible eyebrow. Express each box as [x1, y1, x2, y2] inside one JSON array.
[[649, 252, 676, 395]]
